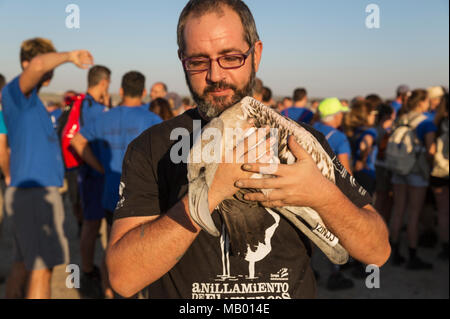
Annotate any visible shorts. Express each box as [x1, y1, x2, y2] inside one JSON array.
[[5, 187, 70, 271], [375, 165, 392, 192], [391, 173, 429, 188], [65, 168, 80, 207], [429, 176, 449, 188], [79, 174, 105, 221]]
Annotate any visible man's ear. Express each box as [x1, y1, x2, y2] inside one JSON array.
[[119, 87, 124, 99], [101, 78, 110, 91], [253, 40, 263, 73], [21, 61, 29, 70], [142, 89, 148, 100]]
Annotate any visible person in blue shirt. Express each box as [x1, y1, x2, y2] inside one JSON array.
[[1, 37, 93, 299], [389, 89, 437, 271], [72, 71, 162, 224], [281, 88, 314, 124], [313, 98, 354, 291], [344, 100, 378, 195], [75, 65, 112, 298], [313, 98, 352, 174]]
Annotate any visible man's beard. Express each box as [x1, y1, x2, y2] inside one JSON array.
[[185, 61, 256, 121]]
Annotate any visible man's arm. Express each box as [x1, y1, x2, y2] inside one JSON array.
[[107, 196, 201, 297], [236, 136, 391, 267], [70, 132, 104, 174], [19, 50, 93, 96], [0, 134, 10, 185]]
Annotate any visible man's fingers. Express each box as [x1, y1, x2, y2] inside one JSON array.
[[235, 176, 284, 189], [240, 162, 284, 176], [242, 190, 285, 203], [288, 135, 310, 162]]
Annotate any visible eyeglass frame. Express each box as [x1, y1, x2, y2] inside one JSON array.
[[180, 44, 255, 73]]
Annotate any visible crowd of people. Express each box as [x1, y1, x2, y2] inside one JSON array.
[[0, 0, 447, 300], [265, 84, 448, 291]]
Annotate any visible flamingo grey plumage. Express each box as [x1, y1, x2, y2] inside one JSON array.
[[187, 97, 349, 265]]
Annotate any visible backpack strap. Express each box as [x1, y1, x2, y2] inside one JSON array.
[[408, 113, 427, 129]]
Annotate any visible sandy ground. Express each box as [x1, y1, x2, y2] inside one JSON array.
[[0, 191, 448, 299]]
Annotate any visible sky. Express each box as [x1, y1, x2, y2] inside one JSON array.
[[0, 0, 448, 99]]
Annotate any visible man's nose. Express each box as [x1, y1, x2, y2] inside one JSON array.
[[207, 59, 225, 83]]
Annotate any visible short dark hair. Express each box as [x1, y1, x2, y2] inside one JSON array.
[[262, 86, 272, 102], [177, 0, 260, 53], [88, 65, 111, 88], [20, 38, 56, 63], [122, 71, 146, 98], [376, 103, 394, 125], [0, 74, 6, 91], [293, 88, 307, 102]]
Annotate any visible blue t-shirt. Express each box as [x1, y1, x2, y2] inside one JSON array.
[[351, 127, 378, 179], [423, 110, 437, 122], [1, 76, 64, 187], [282, 107, 314, 124], [140, 103, 150, 111], [80, 105, 162, 211], [80, 94, 107, 178], [313, 122, 351, 156], [0, 110, 7, 134], [49, 108, 62, 129], [391, 101, 402, 113], [416, 118, 438, 144]]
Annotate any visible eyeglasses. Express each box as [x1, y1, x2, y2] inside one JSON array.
[[181, 45, 254, 72]]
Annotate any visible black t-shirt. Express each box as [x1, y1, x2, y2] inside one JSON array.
[[114, 108, 372, 299]]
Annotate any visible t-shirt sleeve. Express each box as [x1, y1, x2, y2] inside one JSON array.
[[1, 76, 36, 116], [0, 112, 7, 135], [335, 134, 351, 156], [79, 118, 99, 141], [114, 133, 161, 220], [416, 120, 438, 143]]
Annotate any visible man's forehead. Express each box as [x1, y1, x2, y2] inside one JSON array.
[[183, 7, 247, 55]]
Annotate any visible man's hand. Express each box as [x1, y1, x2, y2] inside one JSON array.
[[236, 135, 391, 266], [207, 126, 275, 211], [69, 50, 94, 69], [235, 135, 335, 210], [100, 91, 111, 108]]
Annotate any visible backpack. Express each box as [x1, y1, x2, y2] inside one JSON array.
[[58, 94, 91, 169], [431, 120, 449, 178], [385, 113, 427, 175]]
